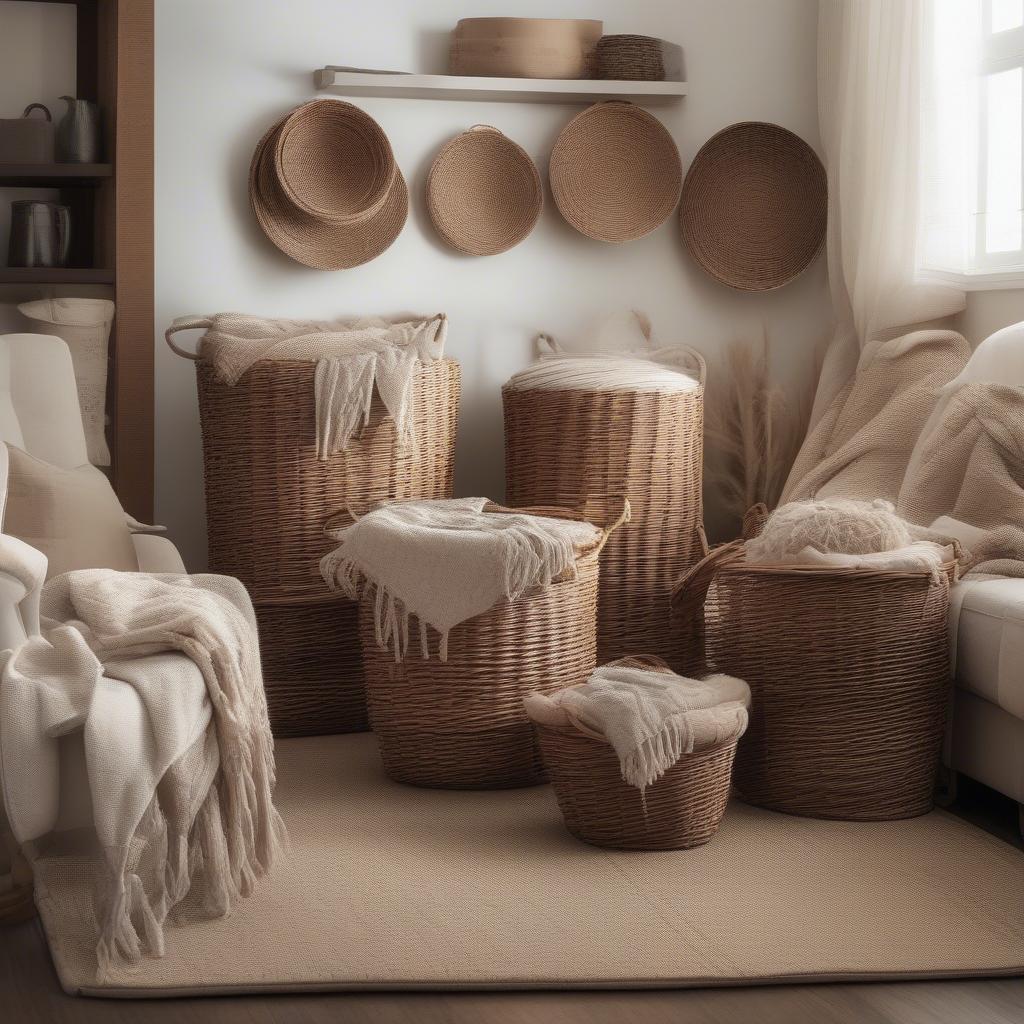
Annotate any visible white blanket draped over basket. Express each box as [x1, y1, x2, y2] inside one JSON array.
[[524, 662, 750, 792], [320, 497, 600, 661], [0, 569, 286, 979], [168, 312, 448, 459]]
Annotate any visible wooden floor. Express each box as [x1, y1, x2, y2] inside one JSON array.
[[2, 779, 1021, 1024]]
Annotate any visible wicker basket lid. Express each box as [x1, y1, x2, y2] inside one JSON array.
[[549, 102, 682, 244], [680, 122, 827, 291], [426, 126, 542, 256], [272, 99, 397, 224], [249, 113, 408, 271]]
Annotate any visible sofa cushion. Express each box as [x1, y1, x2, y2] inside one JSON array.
[[953, 576, 1024, 721]]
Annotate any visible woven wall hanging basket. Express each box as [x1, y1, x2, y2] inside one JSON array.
[[679, 121, 827, 291], [534, 657, 737, 850], [359, 500, 628, 790], [449, 18, 602, 79], [671, 535, 955, 821], [249, 104, 408, 271], [503, 349, 705, 673], [549, 102, 682, 243], [426, 126, 542, 256], [166, 321, 461, 737]]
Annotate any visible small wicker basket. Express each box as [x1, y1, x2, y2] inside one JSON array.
[[533, 656, 738, 850], [671, 520, 957, 821], [359, 499, 629, 790]]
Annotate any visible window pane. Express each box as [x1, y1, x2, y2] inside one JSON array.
[[985, 66, 1023, 253], [991, 0, 1024, 33]]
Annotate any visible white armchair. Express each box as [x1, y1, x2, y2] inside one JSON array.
[[0, 332, 187, 923]]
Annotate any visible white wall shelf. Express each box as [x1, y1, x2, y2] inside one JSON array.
[[314, 68, 687, 105]]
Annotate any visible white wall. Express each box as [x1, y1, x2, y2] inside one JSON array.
[[958, 289, 1024, 346], [156, 0, 831, 569]]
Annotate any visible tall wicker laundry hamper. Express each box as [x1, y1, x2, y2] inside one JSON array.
[[167, 321, 461, 737], [503, 348, 705, 671], [672, 539, 957, 820], [359, 500, 627, 790]]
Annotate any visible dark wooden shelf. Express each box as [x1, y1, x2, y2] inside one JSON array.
[[0, 267, 115, 284], [0, 163, 113, 187]]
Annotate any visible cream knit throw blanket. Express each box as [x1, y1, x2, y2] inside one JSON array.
[[170, 312, 447, 459], [0, 570, 285, 979], [320, 498, 600, 660], [523, 662, 750, 792]]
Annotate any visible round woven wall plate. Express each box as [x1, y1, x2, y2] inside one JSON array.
[[680, 122, 827, 291], [249, 116, 408, 271], [549, 102, 682, 244], [426, 126, 542, 256], [273, 99, 396, 224]]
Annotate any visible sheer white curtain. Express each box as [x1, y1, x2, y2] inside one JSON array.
[[808, 0, 966, 426]]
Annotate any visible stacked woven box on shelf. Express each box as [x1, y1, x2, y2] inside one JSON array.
[[166, 312, 461, 737], [503, 341, 706, 672], [321, 496, 628, 789]]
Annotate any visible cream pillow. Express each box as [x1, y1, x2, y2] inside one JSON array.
[[2, 445, 137, 579]]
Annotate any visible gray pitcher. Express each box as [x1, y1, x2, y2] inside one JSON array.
[[7, 201, 71, 268], [55, 96, 101, 163]]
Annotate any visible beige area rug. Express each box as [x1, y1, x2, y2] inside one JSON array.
[[34, 734, 1024, 997]]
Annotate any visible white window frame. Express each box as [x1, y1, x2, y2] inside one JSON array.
[[973, 0, 1024, 274]]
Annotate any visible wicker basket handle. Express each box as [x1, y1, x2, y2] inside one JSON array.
[[742, 503, 769, 540], [165, 316, 213, 360], [483, 495, 630, 554], [669, 540, 744, 620]]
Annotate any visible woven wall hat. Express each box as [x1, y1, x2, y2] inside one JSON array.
[[549, 102, 682, 244], [426, 126, 542, 256], [249, 104, 408, 270], [679, 121, 826, 291]]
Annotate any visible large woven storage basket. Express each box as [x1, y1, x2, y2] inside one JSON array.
[[503, 351, 705, 673], [533, 656, 737, 850], [671, 538, 956, 821], [167, 322, 461, 737], [359, 500, 627, 790]]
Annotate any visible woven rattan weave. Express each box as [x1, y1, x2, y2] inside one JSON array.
[[168, 325, 460, 736], [426, 126, 542, 256], [680, 121, 827, 291], [595, 34, 678, 81], [503, 353, 705, 672], [534, 655, 737, 849], [359, 501, 627, 789], [672, 540, 955, 820], [549, 102, 682, 243]]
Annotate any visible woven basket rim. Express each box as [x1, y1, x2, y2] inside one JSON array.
[[534, 718, 740, 759], [723, 550, 959, 584]]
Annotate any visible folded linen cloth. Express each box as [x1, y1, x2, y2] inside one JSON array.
[[320, 497, 601, 661], [168, 312, 447, 459], [0, 568, 286, 979], [524, 661, 750, 792]]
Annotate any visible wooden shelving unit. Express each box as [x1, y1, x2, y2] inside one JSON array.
[[1, 0, 154, 520], [315, 68, 687, 105]]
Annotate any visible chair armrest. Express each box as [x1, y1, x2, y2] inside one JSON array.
[[132, 533, 187, 574]]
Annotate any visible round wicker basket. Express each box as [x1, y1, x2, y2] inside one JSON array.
[[273, 99, 397, 224], [166, 322, 461, 737], [449, 18, 602, 79], [503, 349, 705, 672], [672, 539, 955, 820], [359, 501, 627, 789], [249, 112, 408, 271], [549, 102, 682, 243], [533, 656, 738, 850], [595, 34, 669, 81], [426, 126, 542, 256], [680, 122, 827, 291]]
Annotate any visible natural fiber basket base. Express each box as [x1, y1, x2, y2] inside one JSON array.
[[33, 734, 1024, 996]]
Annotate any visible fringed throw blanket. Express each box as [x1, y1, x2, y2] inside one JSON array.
[[523, 661, 750, 793], [0, 570, 286, 979], [320, 497, 600, 660], [168, 312, 447, 459]]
